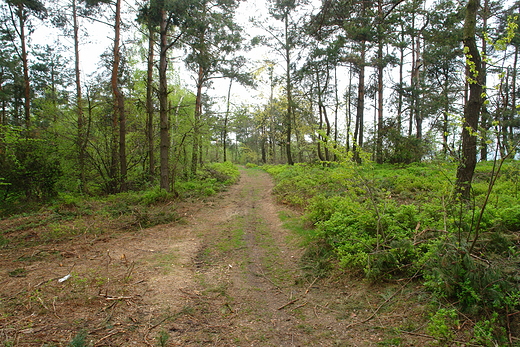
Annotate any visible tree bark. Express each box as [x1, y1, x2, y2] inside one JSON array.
[[284, 11, 294, 165], [191, 65, 204, 176], [413, 35, 423, 140], [146, 23, 156, 182], [111, 0, 126, 192], [353, 40, 366, 164], [73, 0, 86, 192], [18, 4, 31, 129], [479, 0, 489, 161], [223, 79, 232, 162], [159, 8, 170, 191], [376, 1, 384, 164], [454, 0, 483, 201]]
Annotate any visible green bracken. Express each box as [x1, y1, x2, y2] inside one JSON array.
[[265, 161, 520, 346]]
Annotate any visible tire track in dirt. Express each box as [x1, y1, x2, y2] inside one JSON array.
[[0, 167, 432, 346], [161, 168, 431, 347], [169, 168, 342, 346]]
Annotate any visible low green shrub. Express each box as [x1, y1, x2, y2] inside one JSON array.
[[205, 162, 240, 184], [265, 161, 520, 343], [68, 330, 90, 347], [174, 162, 240, 199], [140, 187, 175, 205], [426, 308, 459, 343]]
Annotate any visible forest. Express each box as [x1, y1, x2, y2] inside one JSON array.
[[1, 0, 520, 345], [0, 0, 518, 201]]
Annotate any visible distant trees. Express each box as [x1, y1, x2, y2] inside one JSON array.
[[229, 0, 518, 171], [0, 0, 518, 206], [3, 0, 46, 129], [180, 0, 245, 175]]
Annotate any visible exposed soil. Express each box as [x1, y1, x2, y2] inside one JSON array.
[[0, 168, 433, 346]]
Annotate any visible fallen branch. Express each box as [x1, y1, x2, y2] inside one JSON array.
[[94, 329, 124, 346], [293, 302, 308, 310], [99, 293, 134, 301], [315, 303, 339, 313], [105, 296, 133, 301], [278, 298, 298, 310], [144, 315, 175, 347], [255, 264, 283, 293], [345, 286, 402, 329], [305, 277, 318, 295]]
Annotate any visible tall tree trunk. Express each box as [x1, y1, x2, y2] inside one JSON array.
[[333, 66, 339, 161], [191, 65, 204, 175], [316, 71, 325, 161], [346, 63, 353, 154], [284, 11, 294, 165], [479, 0, 490, 161], [442, 75, 450, 157], [397, 25, 404, 134], [455, 0, 483, 201], [18, 4, 31, 129], [111, 0, 126, 192], [73, 0, 86, 192], [0, 70, 5, 124], [268, 65, 276, 163], [159, 8, 170, 190], [408, 7, 416, 137], [511, 45, 518, 146], [146, 24, 156, 182], [223, 79, 232, 162], [376, 1, 384, 164], [353, 40, 366, 164], [414, 35, 423, 140]]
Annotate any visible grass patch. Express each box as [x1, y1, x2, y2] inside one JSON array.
[[0, 162, 241, 248], [216, 216, 246, 253], [152, 252, 179, 274]]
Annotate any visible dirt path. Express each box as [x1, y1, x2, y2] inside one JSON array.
[[0, 168, 429, 346]]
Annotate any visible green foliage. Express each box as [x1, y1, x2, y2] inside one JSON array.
[[205, 161, 240, 184], [426, 308, 459, 343], [423, 240, 518, 314], [266, 163, 450, 279], [140, 187, 176, 206], [0, 126, 62, 215], [68, 330, 90, 347], [378, 122, 431, 164], [471, 312, 507, 347], [497, 205, 520, 231], [156, 330, 170, 347], [266, 161, 520, 342], [174, 162, 240, 198]]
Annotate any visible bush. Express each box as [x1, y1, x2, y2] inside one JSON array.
[[266, 161, 520, 343], [0, 129, 62, 206], [175, 162, 240, 199], [205, 162, 240, 184], [140, 187, 175, 206], [498, 205, 520, 231]]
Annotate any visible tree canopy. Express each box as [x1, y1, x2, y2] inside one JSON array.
[[0, 0, 518, 206]]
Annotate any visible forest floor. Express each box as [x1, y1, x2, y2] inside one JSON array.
[[0, 168, 435, 346]]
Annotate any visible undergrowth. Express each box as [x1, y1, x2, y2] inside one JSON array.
[[264, 160, 520, 346], [0, 162, 240, 247]]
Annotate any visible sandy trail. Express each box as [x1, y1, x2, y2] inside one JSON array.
[[0, 168, 429, 346]]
